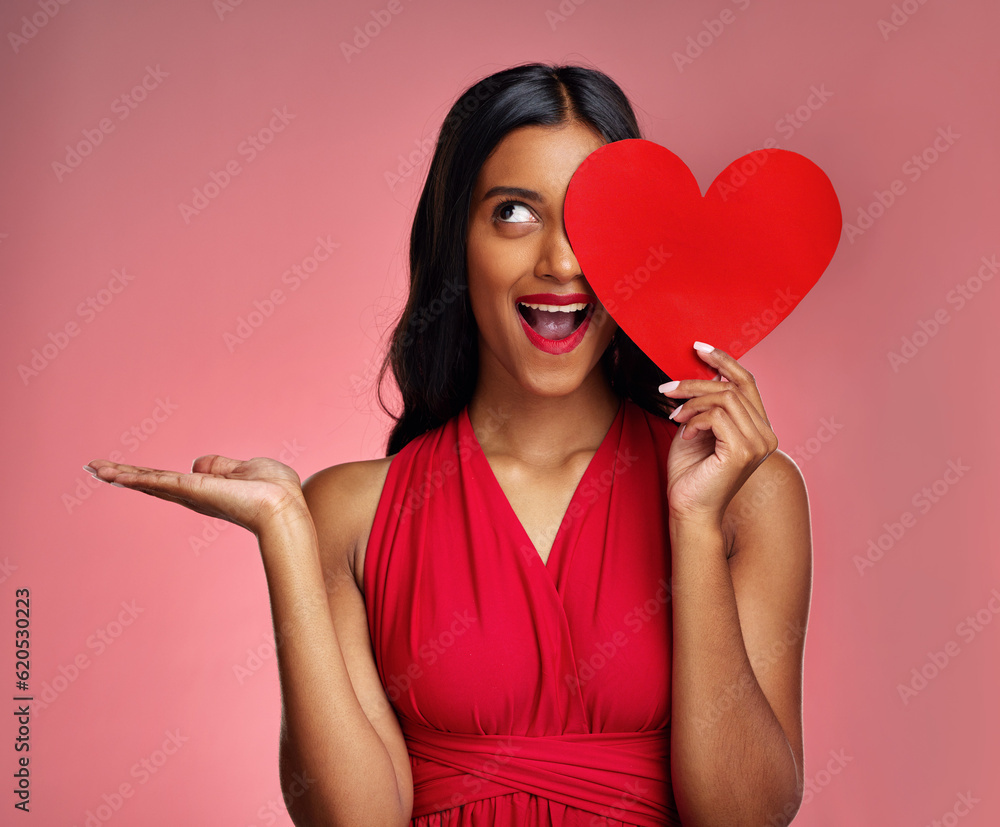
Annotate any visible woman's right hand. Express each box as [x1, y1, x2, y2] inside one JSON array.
[[84, 455, 310, 537]]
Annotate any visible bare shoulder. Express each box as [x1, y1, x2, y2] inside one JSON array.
[[723, 449, 811, 558], [301, 455, 395, 589]]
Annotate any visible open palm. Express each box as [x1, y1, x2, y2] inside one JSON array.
[[85, 454, 309, 536]]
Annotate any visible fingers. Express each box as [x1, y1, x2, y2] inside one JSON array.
[[696, 342, 769, 422], [84, 459, 238, 522], [88, 455, 244, 482], [85, 459, 206, 498], [83, 455, 303, 535], [659, 342, 771, 427], [670, 392, 777, 461], [191, 454, 246, 475], [657, 342, 778, 458], [87, 460, 191, 494], [87, 460, 170, 485]]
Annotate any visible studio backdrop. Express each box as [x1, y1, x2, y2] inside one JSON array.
[[2, 0, 997, 824]]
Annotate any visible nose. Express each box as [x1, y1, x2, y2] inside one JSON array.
[[535, 221, 583, 283]]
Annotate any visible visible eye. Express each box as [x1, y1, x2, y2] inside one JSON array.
[[493, 200, 536, 224]]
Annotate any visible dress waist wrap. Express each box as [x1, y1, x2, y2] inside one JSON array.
[[402, 718, 678, 825]]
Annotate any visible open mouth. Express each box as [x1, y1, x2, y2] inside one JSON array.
[[516, 301, 593, 341]]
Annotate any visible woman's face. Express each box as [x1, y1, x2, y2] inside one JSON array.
[[466, 121, 617, 398]]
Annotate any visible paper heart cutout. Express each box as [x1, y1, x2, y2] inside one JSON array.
[[564, 139, 842, 380]]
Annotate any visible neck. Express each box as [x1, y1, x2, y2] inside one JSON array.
[[467, 362, 621, 467]]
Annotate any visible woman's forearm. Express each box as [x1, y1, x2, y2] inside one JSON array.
[[668, 520, 800, 827], [256, 511, 408, 827]]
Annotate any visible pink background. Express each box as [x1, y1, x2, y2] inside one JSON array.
[[3, 0, 998, 824]]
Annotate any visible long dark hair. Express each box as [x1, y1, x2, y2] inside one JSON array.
[[377, 62, 676, 456]]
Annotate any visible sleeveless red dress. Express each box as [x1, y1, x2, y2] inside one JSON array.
[[364, 398, 682, 825]]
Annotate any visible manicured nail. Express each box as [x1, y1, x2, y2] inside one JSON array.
[[83, 465, 97, 477], [659, 380, 680, 393], [693, 341, 714, 353], [111, 482, 126, 488], [668, 403, 684, 421]]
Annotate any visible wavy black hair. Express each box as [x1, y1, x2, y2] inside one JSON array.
[[377, 62, 676, 456]]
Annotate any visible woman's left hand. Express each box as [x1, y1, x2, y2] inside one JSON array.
[[659, 342, 779, 529]]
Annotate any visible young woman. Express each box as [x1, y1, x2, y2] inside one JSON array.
[[86, 64, 811, 826]]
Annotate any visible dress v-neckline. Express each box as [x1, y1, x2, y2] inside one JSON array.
[[460, 401, 625, 572]]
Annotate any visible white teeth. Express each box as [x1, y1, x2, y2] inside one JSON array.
[[517, 302, 589, 313]]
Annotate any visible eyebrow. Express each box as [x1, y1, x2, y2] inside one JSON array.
[[482, 186, 545, 203]]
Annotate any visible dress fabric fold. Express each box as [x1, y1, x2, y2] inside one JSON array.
[[364, 399, 682, 825]]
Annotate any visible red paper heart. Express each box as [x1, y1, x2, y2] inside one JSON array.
[[564, 139, 842, 379]]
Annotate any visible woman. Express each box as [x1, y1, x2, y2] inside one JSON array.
[[86, 64, 811, 826]]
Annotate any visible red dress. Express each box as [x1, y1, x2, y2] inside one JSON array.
[[364, 398, 682, 826]]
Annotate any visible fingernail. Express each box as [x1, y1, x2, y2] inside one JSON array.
[[111, 482, 126, 488], [83, 465, 97, 477], [659, 380, 680, 393], [668, 403, 684, 421], [693, 341, 714, 353]]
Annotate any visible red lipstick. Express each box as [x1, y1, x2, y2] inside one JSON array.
[[515, 292, 595, 355]]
